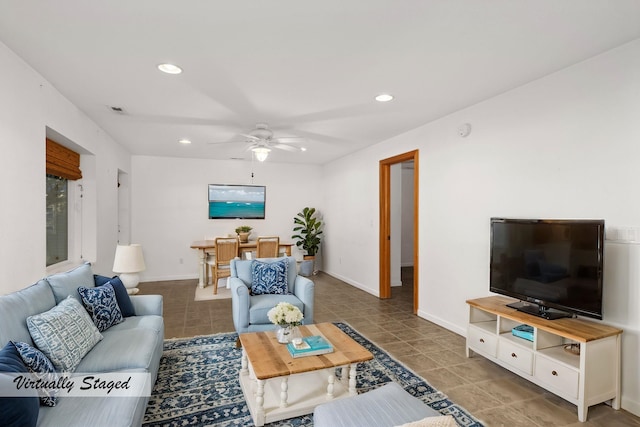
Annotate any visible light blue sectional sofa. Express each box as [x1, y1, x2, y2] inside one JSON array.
[[0, 263, 164, 427]]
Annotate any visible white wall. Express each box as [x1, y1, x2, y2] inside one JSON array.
[[323, 39, 640, 415], [401, 166, 415, 267], [0, 40, 132, 293], [130, 156, 323, 281], [390, 163, 402, 286]]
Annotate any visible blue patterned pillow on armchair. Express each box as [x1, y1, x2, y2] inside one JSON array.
[[250, 259, 289, 295], [78, 283, 124, 332]]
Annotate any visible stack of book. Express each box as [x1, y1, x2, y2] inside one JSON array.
[[512, 324, 534, 341], [287, 335, 334, 358]]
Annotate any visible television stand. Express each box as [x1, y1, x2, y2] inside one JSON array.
[[466, 296, 622, 422], [506, 301, 572, 320]]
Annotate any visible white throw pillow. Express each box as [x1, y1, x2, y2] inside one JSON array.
[[26, 296, 103, 372]]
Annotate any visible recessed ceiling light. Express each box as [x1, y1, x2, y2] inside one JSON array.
[[178, 138, 191, 145], [158, 63, 183, 74], [300, 147, 307, 152], [375, 94, 394, 102]]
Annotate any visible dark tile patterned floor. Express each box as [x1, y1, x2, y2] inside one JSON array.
[[138, 268, 639, 426]]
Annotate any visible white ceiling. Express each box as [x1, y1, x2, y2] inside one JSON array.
[[1, 1, 639, 164]]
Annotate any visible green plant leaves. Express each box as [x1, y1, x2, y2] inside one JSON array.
[[291, 207, 323, 256]]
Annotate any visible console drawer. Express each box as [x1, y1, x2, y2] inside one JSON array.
[[498, 340, 533, 374], [534, 354, 579, 399], [467, 326, 497, 357]]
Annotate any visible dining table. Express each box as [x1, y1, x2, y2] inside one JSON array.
[[190, 239, 294, 288]]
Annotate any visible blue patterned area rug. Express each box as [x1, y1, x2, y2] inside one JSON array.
[[143, 323, 484, 427]]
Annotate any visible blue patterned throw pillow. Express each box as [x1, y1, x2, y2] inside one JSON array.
[[94, 275, 136, 317], [12, 341, 58, 406], [250, 259, 289, 295], [27, 296, 103, 372], [78, 283, 124, 332]]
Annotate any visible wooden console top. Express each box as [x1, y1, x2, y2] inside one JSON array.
[[239, 323, 373, 380], [467, 296, 622, 343]]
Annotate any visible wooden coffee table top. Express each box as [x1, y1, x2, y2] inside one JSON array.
[[239, 323, 373, 380]]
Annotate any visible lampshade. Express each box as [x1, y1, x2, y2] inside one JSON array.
[[113, 244, 146, 294], [252, 146, 270, 162], [113, 244, 146, 273]]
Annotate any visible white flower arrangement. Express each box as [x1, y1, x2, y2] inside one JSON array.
[[267, 302, 303, 327]]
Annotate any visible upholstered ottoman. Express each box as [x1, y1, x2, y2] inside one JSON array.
[[313, 382, 448, 427]]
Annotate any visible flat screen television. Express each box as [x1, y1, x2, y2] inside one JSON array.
[[208, 184, 266, 219], [489, 218, 605, 320]]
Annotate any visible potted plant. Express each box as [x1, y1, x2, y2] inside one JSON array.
[[292, 207, 323, 275], [235, 225, 252, 243]]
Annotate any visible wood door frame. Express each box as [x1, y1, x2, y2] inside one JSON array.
[[379, 150, 419, 313]]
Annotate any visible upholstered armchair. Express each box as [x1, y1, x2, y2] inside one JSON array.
[[229, 256, 314, 334]]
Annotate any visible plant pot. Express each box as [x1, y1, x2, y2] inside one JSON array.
[[238, 232, 250, 243], [299, 256, 315, 276]]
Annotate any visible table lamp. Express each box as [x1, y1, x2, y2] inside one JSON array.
[[113, 244, 146, 295]]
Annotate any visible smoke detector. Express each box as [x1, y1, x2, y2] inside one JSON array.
[[457, 123, 472, 137]]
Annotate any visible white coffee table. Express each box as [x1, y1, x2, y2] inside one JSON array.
[[238, 323, 373, 426]]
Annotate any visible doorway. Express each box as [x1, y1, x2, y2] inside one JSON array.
[[379, 150, 419, 313], [117, 170, 130, 245]]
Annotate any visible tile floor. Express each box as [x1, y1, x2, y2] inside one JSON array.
[[138, 269, 639, 427]]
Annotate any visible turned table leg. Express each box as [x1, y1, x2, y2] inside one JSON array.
[[255, 379, 265, 426], [240, 349, 248, 376], [197, 249, 206, 288], [280, 377, 289, 407], [348, 364, 357, 396], [327, 371, 335, 398]]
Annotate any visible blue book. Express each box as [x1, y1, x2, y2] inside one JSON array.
[[512, 324, 534, 341], [287, 335, 334, 358]]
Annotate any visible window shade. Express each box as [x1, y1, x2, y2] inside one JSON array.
[[46, 138, 82, 180]]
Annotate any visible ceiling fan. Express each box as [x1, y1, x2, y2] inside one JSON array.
[[209, 123, 305, 161]]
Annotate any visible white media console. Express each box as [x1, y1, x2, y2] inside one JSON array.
[[466, 296, 622, 422]]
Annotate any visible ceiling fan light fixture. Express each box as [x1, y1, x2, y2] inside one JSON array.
[[375, 93, 394, 102], [252, 146, 271, 162], [157, 63, 183, 74]]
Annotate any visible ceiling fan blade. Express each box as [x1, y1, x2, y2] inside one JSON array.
[[273, 144, 299, 152], [207, 140, 246, 145], [273, 136, 305, 144], [240, 133, 261, 141]]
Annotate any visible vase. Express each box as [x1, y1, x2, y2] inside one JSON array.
[[276, 325, 300, 344]]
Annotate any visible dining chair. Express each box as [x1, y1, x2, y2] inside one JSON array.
[[256, 236, 280, 258], [207, 237, 239, 294]]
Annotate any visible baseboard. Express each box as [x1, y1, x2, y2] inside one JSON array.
[[417, 308, 466, 337], [622, 397, 640, 418], [140, 274, 199, 283], [322, 270, 379, 297]]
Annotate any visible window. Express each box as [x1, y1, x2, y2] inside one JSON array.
[[46, 175, 68, 266], [45, 137, 82, 268]]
